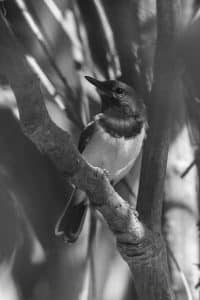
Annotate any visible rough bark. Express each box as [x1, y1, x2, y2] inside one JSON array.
[[0, 0, 182, 298]]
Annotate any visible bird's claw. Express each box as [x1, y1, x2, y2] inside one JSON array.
[[133, 210, 139, 218], [130, 207, 139, 218], [103, 168, 110, 179]]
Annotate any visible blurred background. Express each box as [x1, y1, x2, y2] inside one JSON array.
[[0, 0, 199, 299]]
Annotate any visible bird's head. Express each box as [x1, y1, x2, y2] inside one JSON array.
[[85, 76, 146, 119]]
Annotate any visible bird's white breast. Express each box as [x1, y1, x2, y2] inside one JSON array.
[[82, 124, 146, 184]]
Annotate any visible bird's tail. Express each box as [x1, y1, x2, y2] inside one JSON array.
[[55, 187, 88, 243]]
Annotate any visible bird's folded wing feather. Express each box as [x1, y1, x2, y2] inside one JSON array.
[[78, 121, 97, 153]]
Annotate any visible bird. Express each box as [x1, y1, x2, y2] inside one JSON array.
[[55, 76, 148, 243]]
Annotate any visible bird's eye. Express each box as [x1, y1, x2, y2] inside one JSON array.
[[115, 87, 124, 95]]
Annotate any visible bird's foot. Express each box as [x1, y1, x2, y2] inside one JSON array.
[[103, 168, 110, 179], [130, 206, 139, 218], [134, 210, 139, 218]]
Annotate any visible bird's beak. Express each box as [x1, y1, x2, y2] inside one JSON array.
[[85, 76, 111, 97]]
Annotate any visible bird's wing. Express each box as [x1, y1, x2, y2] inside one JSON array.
[[55, 121, 96, 242], [78, 120, 97, 153]]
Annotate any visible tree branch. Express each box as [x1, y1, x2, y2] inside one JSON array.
[[123, 0, 182, 298]]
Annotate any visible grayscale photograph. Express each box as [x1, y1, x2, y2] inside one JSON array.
[[0, 0, 199, 299]]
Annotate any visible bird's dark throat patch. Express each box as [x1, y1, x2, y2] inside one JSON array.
[[98, 115, 144, 139]]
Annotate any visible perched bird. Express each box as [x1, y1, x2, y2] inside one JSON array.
[[55, 76, 148, 242]]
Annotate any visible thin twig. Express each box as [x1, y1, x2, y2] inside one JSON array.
[[181, 159, 196, 178]]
